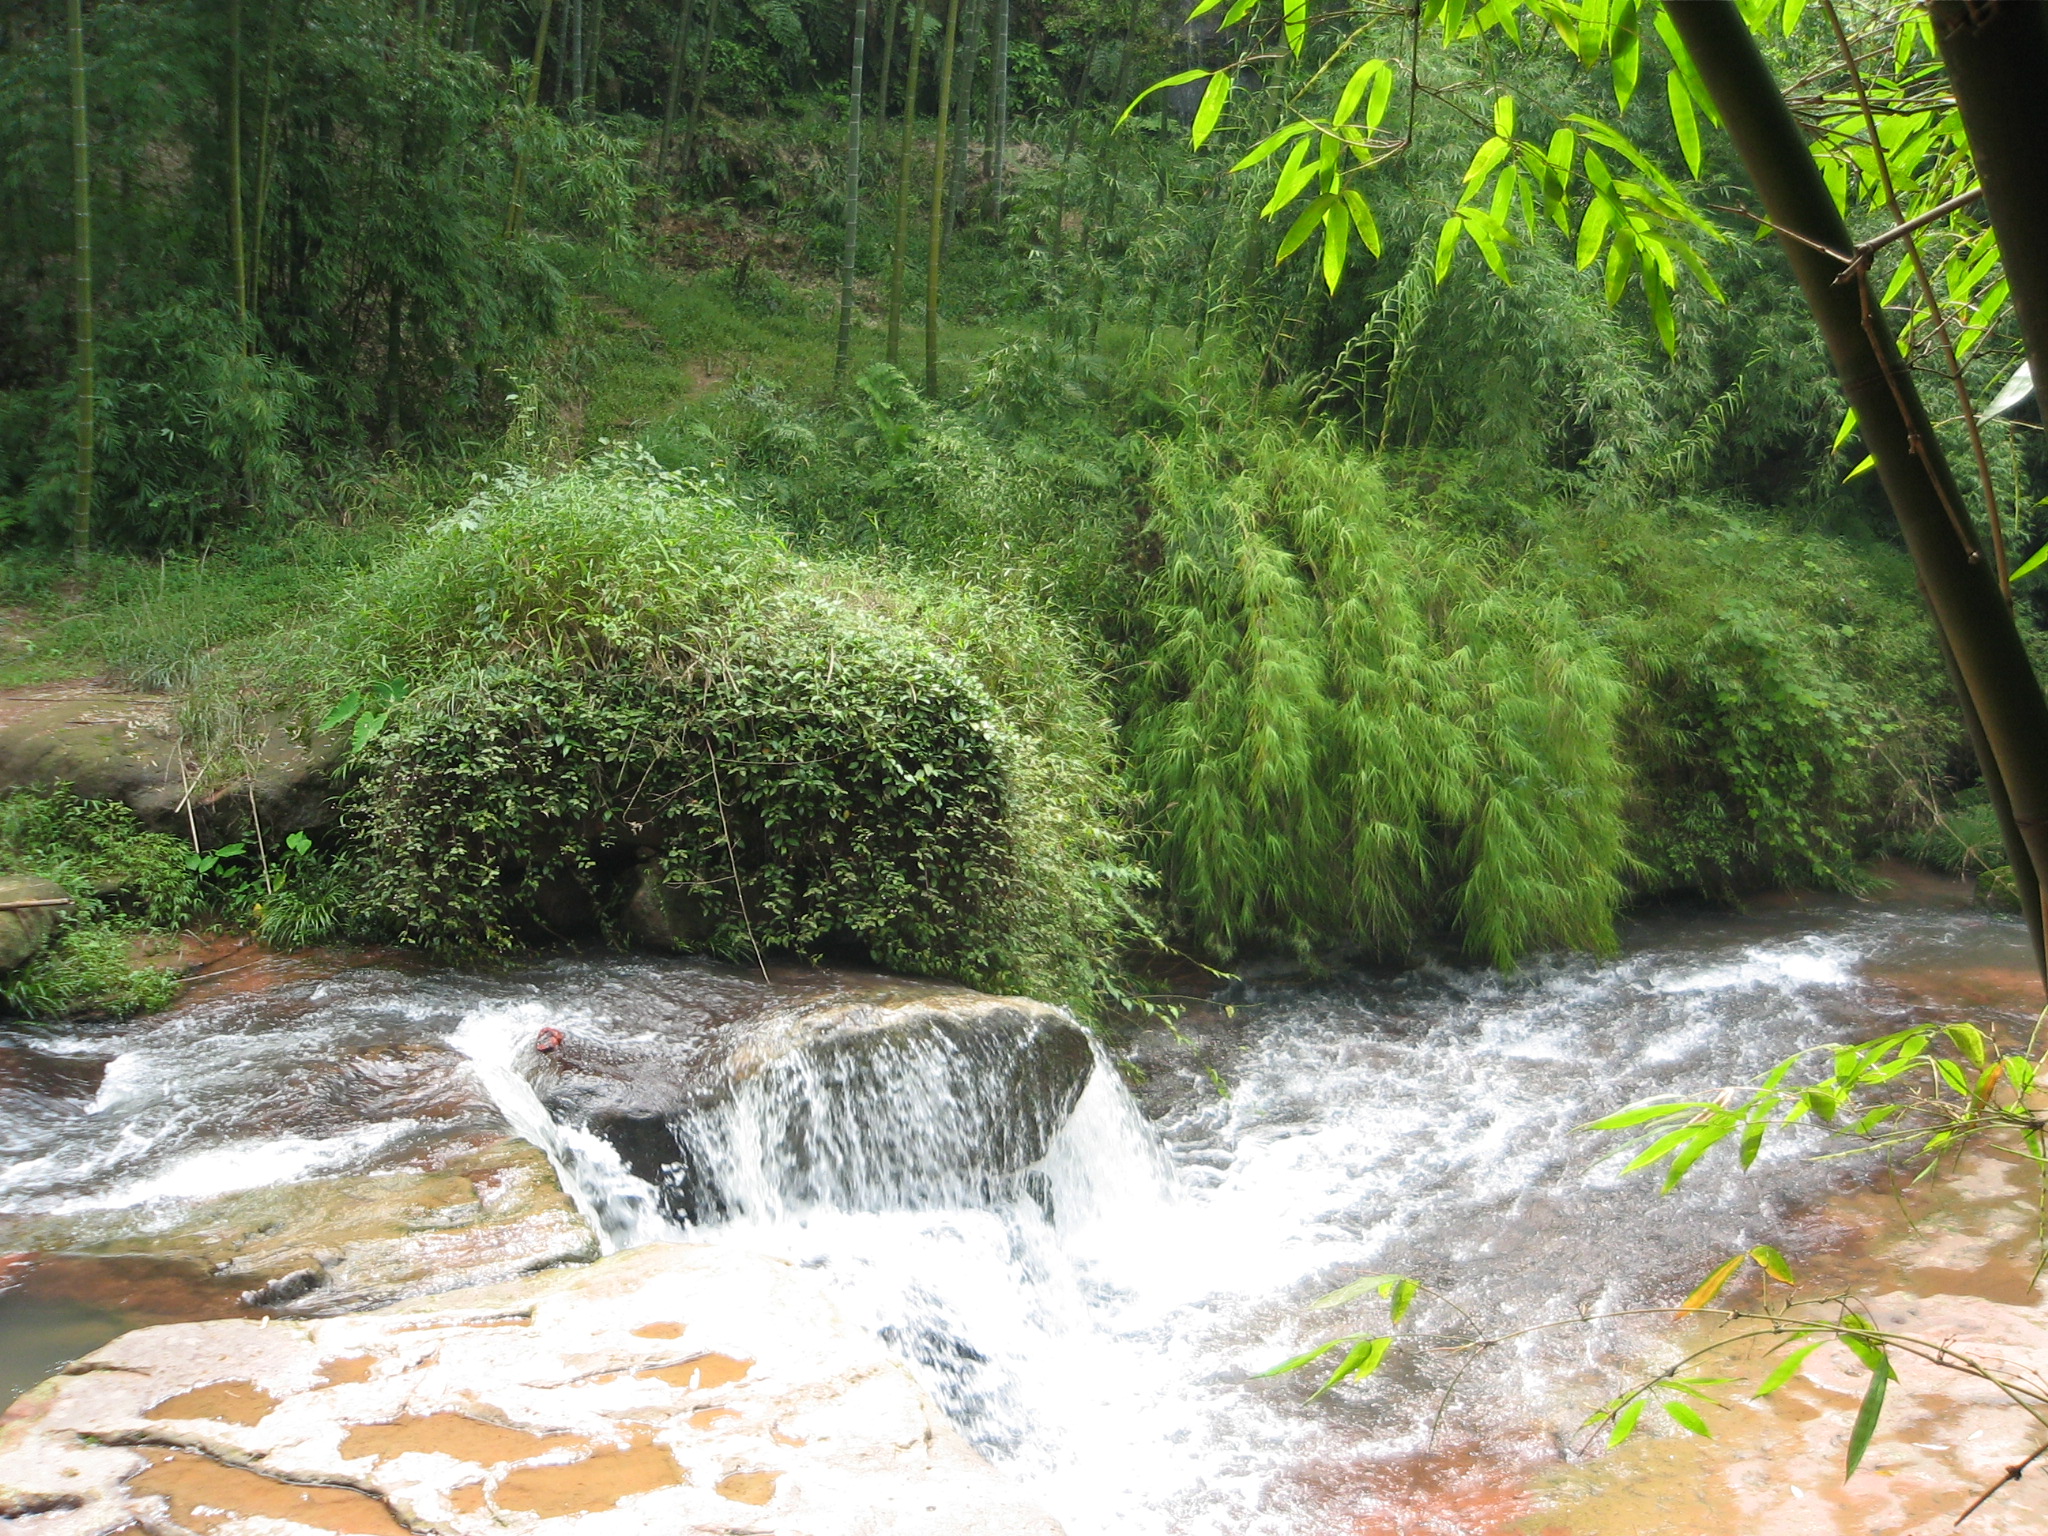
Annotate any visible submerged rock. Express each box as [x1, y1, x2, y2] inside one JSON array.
[[0, 1138, 596, 1315], [0, 1242, 1065, 1536], [533, 987, 1095, 1224]]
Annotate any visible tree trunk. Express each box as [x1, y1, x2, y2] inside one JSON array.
[[984, 0, 1007, 221], [67, 0, 93, 565], [682, 0, 723, 171], [504, 0, 553, 235], [885, 0, 924, 366], [943, 0, 981, 238], [658, 0, 699, 168], [833, 0, 868, 389], [1668, 0, 2048, 992], [923, 0, 960, 393]]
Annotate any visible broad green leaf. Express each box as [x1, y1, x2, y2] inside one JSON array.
[[1185, 0, 1227, 18], [1782, 0, 1809, 34], [1190, 71, 1232, 149], [1844, 452, 1876, 481], [1749, 1245, 1795, 1284], [1623, 1122, 1705, 1175], [1604, 231, 1636, 307], [1755, 1339, 1824, 1397], [1932, 1058, 1971, 1097], [1578, 0, 1609, 65], [1493, 94, 1514, 139], [1679, 1254, 1746, 1314], [321, 692, 364, 731], [1119, 70, 1208, 129], [1464, 212, 1512, 281], [1653, 10, 1721, 127], [1665, 1400, 1712, 1437], [1284, 0, 1306, 57], [1607, 1395, 1647, 1446], [1667, 72, 1701, 176], [1364, 61, 1396, 132], [1312, 1273, 1407, 1311]]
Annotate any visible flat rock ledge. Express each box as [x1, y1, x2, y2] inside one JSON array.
[[0, 1242, 1065, 1536]]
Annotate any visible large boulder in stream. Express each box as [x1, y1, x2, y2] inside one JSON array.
[[532, 988, 1096, 1224], [0, 876, 69, 969], [0, 1242, 1065, 1536]]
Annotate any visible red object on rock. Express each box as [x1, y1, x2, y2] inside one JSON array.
[[535, 1026, 565, 1055]]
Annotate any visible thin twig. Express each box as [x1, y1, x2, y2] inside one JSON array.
[[705, 740, 768, 983], [1956, 1441, 2048, 1525]]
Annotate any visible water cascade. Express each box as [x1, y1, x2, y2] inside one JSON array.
[[1, 890, 2034, 1534]]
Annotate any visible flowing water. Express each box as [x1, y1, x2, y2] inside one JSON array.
[[0, 877, 2034, 1534]]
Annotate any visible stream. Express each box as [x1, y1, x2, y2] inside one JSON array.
[[0, 875, 2034, 1535]]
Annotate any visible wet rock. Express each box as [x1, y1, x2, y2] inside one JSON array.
[[0, 876, 70, 969], [0, 1242, 1065, 1536], [0, 694, 339, 843], [535, 988, 1095, 1222], [0, 1139, 597, 1315]]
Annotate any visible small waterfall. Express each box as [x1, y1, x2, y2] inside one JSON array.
[[446, 1004, 675, 1251]]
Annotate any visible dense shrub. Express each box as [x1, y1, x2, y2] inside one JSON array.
[[256, 451, 1140, 1008]]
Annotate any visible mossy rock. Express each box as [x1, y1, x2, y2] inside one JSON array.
[[0, 876, 69, 969]]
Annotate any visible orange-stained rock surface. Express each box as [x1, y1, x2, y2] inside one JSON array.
[[0, 1242, 1063, 1536]]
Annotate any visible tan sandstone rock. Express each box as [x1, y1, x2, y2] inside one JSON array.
[[0, 1241, 1064, 1536]]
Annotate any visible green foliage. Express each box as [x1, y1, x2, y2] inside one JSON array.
[[0, 788, 199, 928], [0, 0, 639, 548], [0, 787, 198, 1018], [247, 450, 1139, 1008], [1130, 421, 1628, 964]]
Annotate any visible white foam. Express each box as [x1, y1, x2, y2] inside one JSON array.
[[47, 1121, 418, 1211]]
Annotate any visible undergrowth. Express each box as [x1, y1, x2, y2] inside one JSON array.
[[0, 788, 196, 1017]]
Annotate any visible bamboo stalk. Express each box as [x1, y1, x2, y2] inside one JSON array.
[[1668, 0, 2048, 994], [67, 0, 93, 566], [228, 0, 247, 327], [985, 0, 1007, 220], [943, 0, 981, 239], [923, 0, 960, 394], [248, 0, 282, 317], [874, 0, 899, 132], [504, 0, 552, 236], [657, 0, 699, 169], [833, 0, 869, 389], [681, 0, 723, 172], [885, 0, 924, 366]]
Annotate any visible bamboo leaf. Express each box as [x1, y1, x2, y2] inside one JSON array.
[[1830, 406, 1859, 453], [1665, 1400, 1712, 1437], [1334, 59, 1390, 127], [1277, 194, 1336, 263], [1679, 1254, 1746, 1314], [1493, 93, 1514, 139], [1844, 1351, 1890, 1478], [1944, 1023, 1988, 1067], [1388, 1276, 1418, 1323], [1343, 188, 1383, 257], [1434, 214, 1463, 282], [1253, 1340, 1340, 1378], [1610, 0, 1640, 111], [1607, 1395, 1648, 1446], [1311, 1272, 1404, 1310], [1233, 120, 1314, 172], [1643, 261, 1676, 355], [1308, 1335, 1390, 1398], [1755, 1339, 1824, 1397], [1190, 70, 1232, 148], [1284, 0, 1306, 57], [1586, 1103, 1693, 1130], [1120, 70, 1208, 129], [1749, 1245, 1795, 1284], [1261, 136, 1318, 216], [1667, 72, 1701, 176]]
